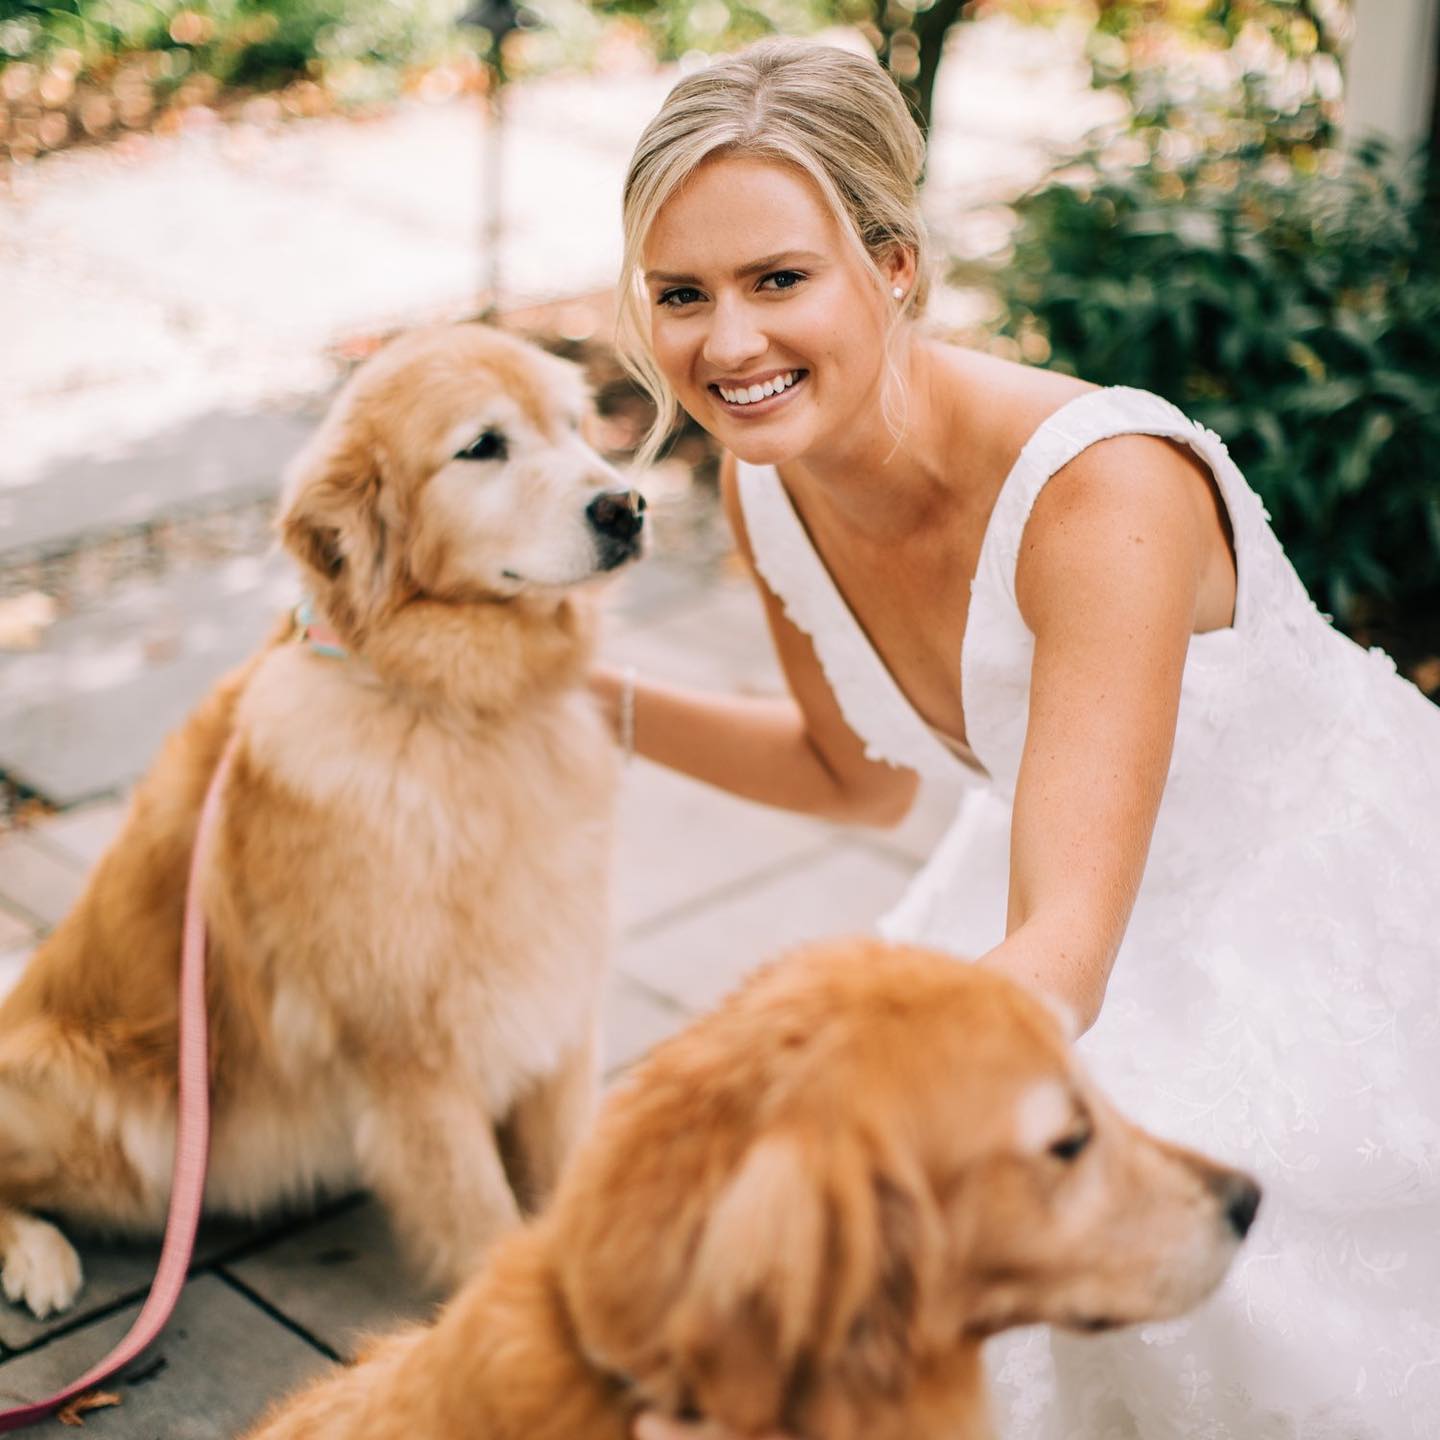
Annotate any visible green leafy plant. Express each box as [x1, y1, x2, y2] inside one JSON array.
[[962, 139, 1440, 649]]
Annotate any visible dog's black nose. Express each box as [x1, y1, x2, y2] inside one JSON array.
[[1213, 1172, 1262, 1239], [587, 488, 646, 542]]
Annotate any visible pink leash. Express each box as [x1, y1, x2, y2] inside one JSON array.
[[0, 738, 236, 1431]]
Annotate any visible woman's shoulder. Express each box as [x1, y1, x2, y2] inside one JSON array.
[[931, 344, 1097, 486], [927, 347, 1232, 623], [934, 345, 1212, 511], [944, 343, 1096, 402]]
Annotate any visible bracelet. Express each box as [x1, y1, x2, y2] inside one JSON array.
[[618, 664, 637, 764]]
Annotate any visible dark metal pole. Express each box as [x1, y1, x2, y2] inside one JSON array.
[[462, 0, 522, 319]]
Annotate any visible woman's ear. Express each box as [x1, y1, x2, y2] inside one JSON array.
[[882, 244, 918, 301]]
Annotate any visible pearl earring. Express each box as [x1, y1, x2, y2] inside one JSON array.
[[892, 286, 905, 301]]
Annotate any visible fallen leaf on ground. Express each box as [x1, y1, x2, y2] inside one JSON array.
[[56, 1391, 122, 1426]]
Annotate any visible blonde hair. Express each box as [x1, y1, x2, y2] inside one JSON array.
[[617, 39, 931, 464]]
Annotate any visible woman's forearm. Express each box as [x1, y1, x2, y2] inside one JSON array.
[[590, 665, 904, 825], [978, 917, 1119, 1037]]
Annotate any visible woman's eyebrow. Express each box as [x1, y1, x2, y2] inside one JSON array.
[[644, 250, 825, 284]]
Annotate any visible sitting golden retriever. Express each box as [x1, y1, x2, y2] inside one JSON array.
[[245, 938, 1260, 1440], [0, 324, 644, 1318]]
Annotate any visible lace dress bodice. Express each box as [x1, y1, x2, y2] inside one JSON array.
[[736, 385, 1440, 1439]]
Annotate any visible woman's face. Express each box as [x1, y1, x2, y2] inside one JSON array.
[[642, 155, 907, 468]]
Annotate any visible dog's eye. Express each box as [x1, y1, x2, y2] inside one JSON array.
[[455, 431, 507, 463], [1048, 1124, 1092, 1163]]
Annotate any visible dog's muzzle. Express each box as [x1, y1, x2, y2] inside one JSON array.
[[588, 488, 647, 570]]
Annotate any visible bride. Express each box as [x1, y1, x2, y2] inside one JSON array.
[[592, 37, 1440, 1439]]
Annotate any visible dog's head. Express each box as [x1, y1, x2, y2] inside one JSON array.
[[278, 324, 644, 633], [557, 940, 1258, 1439]]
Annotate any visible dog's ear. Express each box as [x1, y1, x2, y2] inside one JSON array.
[[666, 1134, 825, 1432], [667, 1131, 939, 1435], [278, 410, 399, 630], [837, 1164, 933, 1401]]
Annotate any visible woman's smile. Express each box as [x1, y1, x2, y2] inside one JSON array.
[[710, 368, 809, 414]]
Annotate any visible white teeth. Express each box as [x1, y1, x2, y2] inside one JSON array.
[[718, 372, 799, 406]]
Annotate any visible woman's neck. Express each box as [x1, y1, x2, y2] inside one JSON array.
[[782, 335, 962, 542]]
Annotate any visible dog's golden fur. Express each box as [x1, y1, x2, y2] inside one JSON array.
[[0, 325, 639, 1317], [246, 939, 1258, 1440]]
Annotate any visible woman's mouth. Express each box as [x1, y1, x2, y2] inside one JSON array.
[[709, 369, 808, 416]]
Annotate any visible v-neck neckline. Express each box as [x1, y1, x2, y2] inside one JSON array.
[[761, 464, 991, 779]]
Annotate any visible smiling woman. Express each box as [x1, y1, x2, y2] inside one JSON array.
[[589, 35, 1440, 1440], [639, 158, 909, 473], [617, 42, 930, 470]]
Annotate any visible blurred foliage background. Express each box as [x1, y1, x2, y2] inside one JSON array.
[[0, 0, 485, 146], [1, 0, 1434, 667], [0, 0, 1360, 153]]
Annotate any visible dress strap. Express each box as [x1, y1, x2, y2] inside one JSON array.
[[973, 386, 1263, 634], [735, 460, 967, 781]]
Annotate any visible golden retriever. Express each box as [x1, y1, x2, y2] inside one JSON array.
[[0, 324, 644, 1318], [244, 938, 1260, 1440]]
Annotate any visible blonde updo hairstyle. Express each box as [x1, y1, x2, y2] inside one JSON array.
[[618, 39, 931, 464]]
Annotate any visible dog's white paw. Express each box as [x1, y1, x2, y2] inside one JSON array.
[[1, 1215, 83, 1318]]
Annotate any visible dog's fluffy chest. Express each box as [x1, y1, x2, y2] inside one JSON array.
[[228, 648, 617, 1106]]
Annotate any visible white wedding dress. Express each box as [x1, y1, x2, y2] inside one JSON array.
[[735, 386, 1440, 1439]]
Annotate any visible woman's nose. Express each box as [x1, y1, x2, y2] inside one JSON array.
[[701, 297, 766, 373]]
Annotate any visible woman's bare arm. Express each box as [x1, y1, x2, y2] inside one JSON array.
[[592, 452, 919, 828], [979, 435, 1219, 1032]]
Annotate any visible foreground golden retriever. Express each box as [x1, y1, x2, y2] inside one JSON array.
[[0, 325, 644, 1318], [246, 939, 1260, 1440]]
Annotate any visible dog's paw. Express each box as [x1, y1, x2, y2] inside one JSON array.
[[1, 1215, 83, 1318]]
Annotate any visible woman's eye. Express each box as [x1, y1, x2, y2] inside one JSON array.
[[455, 431, 507, 463], [657, 287, 703, 308], [760, 270, 805, 292]]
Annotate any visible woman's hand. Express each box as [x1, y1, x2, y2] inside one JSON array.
[[585, 651, 914, 825], [584, 452, 919, 827]]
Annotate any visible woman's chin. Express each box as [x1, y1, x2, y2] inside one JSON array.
[[686, 387, 815, 468], [716, 418, 812, 468]]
